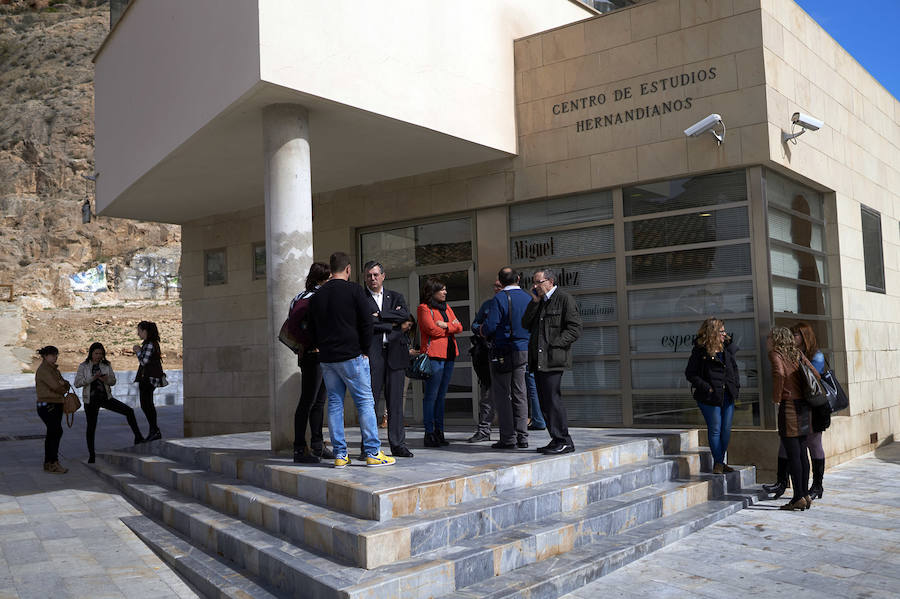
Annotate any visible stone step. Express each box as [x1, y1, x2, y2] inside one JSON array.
[[120, 514, 281, 599], [97, 449, 687, 569], [127, 431, 698, 522], [440, 490, 766, 599], [91, 457, 739, 598]]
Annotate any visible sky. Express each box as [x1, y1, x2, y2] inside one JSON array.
[[794, 0, 900, 101]]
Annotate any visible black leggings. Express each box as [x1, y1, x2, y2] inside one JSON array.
[[138, 381, 159, 433], [86, 395, 142, 456], [782, 435, 809, 500], [294, 352, 326, 452], [37, 403, 63, 464]]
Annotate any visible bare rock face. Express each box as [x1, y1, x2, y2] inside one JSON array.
[[0, 1, 181, 307]]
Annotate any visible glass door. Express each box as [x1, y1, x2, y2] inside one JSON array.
[[359, 216, 476, 425]]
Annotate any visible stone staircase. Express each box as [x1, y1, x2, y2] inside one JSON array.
[[89, 429, 764, 598]]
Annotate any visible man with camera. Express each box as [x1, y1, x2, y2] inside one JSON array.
[[522, 268, 583, 454], [482, 267, 531, 450]]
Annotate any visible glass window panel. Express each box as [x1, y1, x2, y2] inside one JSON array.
[[627, 244, 751, 285], [769, 247, 826, 283], [252, 243, 266, 279], [628, 281, 753, 320], [415, 219, 472, 266], [361, 226, 416, 274], [767, 208, 824, 251], [561, 360, 620, 390], [623, 170, 746, 216], [204, 249, 227, 286], [629, 318, 756, 354], [575, 293, 618, 323], [516, 259, 615, 291], [449, 305, 471, 330], [454, 335, 472, 360], [625, 206, 749, 251], [861, 207, 885, 293], [510, 224, 614, 265], [572, 326, 619, 357], [631, 356, 758, 389], [447, 365, 473, 395], [418, 270, 469, 304], [632, 393, 759, 426], [765, 170, 824, 220], [562, 394, 622, 425], [773, 316, 830, 350], [510, 191, 613, 232], [772, 281, 828, 315]]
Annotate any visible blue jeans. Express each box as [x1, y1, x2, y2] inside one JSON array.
[[423, 359, 454, 433], [320, 355, 381, 458], [526, 371, 545, 428], [697, 392, 735, 465]]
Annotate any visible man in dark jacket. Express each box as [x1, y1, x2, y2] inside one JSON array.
[[362, 260, 413, 458], [467, 279, 501, 443], [483, 267, 532, 450], [522, 268, 582, 454], [308, 252, 395, 468]]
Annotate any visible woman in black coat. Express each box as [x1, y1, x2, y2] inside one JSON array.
[[684, 317, 741, 474]]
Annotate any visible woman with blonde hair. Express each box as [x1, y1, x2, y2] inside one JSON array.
[[767, 325, 813, 511], [684, 317, 741, 474], [763, 322, 828, 500]]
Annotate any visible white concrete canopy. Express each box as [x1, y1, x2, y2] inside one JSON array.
[[94, 0, 593, 224]]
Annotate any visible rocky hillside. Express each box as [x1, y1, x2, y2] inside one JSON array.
[[0, 0, 181, 308]]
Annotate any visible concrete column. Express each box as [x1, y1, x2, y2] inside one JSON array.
[[263, 104, 313, 451]]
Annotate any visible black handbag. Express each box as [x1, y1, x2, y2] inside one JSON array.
[[821, 358, 849, 413], [799, 356, 831, 408], [406, 338, 433, 380]]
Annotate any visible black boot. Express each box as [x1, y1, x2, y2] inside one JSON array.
[[762, 457, 789, 499], [435, 429, 450, 446], [424, 432, 441, 447], [808, 458, 825, 499]]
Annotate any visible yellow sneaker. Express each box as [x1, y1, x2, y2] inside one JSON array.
[[334, 455, 351, 469], [366, 451, 396, 467]]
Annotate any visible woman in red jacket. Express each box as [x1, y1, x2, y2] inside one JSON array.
[[417, 278, 463, 447]]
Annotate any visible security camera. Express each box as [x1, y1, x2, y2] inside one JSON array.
[[684, 114, 725, 145], [783, 112, 825, 143], [791, 112, 824, 131], [684, 114, 722, 137]]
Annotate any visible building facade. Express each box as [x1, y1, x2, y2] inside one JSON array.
[[94, 0, 900, 473]]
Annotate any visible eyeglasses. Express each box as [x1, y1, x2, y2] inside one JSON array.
[[534, 279, 549, 285], [717, 329, 727, 334]]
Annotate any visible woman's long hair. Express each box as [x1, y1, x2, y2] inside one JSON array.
[[83, 342, 109, 365], [790, 322, 818, 360], [138, 321, 161, 345], [770, 326, 801, 362], [305, 262, 331, 292], [696, 317, 725, 356]]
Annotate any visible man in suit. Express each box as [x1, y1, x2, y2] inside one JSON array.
[[363, 260, 414, 458], [522, 268, 583, 455]]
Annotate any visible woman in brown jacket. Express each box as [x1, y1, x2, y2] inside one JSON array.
[[34, 345, 70, 474], [767, 326, 812, 511]]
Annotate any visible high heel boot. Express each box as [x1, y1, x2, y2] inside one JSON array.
[[808, 458, 825, 500], [762, 457, 789, 499]]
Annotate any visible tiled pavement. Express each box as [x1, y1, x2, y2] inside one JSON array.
[[0, 374, 197, 599], [562, 441, 900, 599], [1, 372, 898, 598]]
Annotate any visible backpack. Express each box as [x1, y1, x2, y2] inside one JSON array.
[[278, 293, 313, 354]]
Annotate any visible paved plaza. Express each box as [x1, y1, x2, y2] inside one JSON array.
[[0, 373, 897, 598]]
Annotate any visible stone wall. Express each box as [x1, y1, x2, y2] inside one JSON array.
[[759, 0, 900, 462], [180, 207, 268, 437]]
